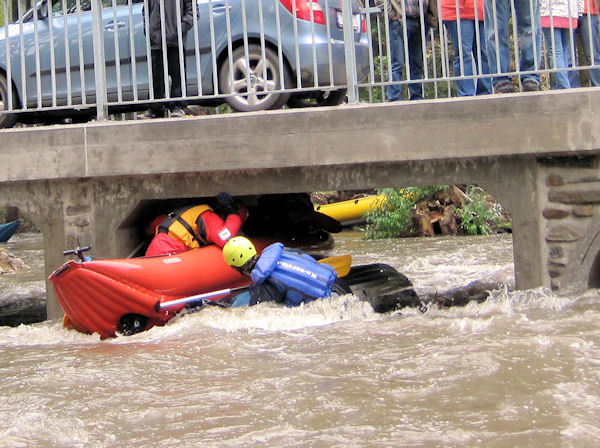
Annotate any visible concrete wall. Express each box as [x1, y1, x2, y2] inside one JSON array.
[[1, 88, 599, 320]]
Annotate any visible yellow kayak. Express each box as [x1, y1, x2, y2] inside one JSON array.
[[314, 195, 386, 226]]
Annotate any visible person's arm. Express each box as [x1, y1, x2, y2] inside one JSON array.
[[181, 0, 195, 34], [200, 211, 243, 248], [426, 0, 439, 29]]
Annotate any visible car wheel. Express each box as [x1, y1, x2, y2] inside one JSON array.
[[287, 89, 347, 108], [0, 74, 18, 129], [219, 44, 290, 112]]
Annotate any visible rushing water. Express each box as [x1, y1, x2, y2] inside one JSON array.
[[0, 232, 599, 448]]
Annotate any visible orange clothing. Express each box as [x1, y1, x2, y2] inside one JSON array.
[[441, 0, 485, 21], [582, 0, 599, 15]]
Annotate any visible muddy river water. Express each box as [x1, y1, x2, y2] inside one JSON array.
[[0, 232, 598, 447]]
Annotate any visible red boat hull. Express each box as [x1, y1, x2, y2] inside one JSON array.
[[50, 241, 272, 339]]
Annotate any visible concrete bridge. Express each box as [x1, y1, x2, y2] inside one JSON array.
[[2, 88, 600, 320]]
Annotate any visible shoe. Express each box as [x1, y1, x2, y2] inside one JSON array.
[[137, 110, 162, 120], [169, 106, 185, 118], [494, 81, 515, 94], [522, 79, 540, 92]]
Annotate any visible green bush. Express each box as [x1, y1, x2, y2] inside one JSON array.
[[455, 186, 505, 235], [365, 186, 446, 239]]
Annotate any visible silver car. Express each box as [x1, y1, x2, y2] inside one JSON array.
[[0, 0, 369, 127]]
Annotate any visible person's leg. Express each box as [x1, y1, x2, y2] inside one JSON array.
[[445, 20, 477, 96], [150, 49, 166, 116], [484, 0, 514, 90], [167, 46, 183, 99], [557, 28, 574, 89], [563, 27, 577, 87], [569, 20, 582, 88], [474, 19, 493, 94], [543, 27, 571, 89], [515, 0, 541, 86], [387, 19, 407, 101], [578, 13, 600, 86], [166, 46, 185, 116], [406, 18, 424, 100]]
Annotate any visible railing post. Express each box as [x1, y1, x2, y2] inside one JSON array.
[[341, 0, 358, 104], [91, 0, 108, 121]]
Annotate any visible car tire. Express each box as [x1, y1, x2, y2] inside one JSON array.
[[219, 44, 290, 112], [0, 74, 18, 129], [287, 88, 347, 108]]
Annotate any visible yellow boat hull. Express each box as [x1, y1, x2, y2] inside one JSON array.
[[314, 195, 386, 225]]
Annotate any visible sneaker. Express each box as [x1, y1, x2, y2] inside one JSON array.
[[494, 81, 515, 94], [169, 106, 185, 118], [137, 110, 162, 120], [522, 79, 540, 92]]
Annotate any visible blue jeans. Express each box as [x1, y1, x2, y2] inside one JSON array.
[[444, 20, 492, 96], [388, 17, 425, 101], [543, 27, 573, 89], [484, 0, 542, 89], [569, 14, 600, 87]]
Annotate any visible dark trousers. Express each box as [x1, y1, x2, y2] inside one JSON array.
[[150, 47, 186, 113]]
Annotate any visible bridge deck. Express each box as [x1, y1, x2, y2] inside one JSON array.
[[2, 89, 599, 183]]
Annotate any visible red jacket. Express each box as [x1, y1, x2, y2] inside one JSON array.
[[145, 209, 245, 257], [441, 0, 485, 21], [582, 0, 598, 15]]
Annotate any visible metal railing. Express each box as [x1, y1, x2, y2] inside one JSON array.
[[0, 0, 599, 126]]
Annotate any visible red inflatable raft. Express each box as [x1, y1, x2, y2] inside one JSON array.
[[50, 240, 273, 339]]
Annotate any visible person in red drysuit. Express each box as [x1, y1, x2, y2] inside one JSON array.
[[145, 192, 248, 257]]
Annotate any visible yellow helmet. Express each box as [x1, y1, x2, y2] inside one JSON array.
[[223, 236, 257, 268]]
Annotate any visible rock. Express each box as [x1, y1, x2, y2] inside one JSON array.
[[423, 281, 502, 308], [546, 174, 565, 187], [548, 189, 600, 204], [573, 205, 594, 217], [0, 288, 47, 326], [543, 208, 570, 219], [546, 225, 582, 242], [0, 247, 27, 274]]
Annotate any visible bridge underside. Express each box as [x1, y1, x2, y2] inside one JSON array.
[[1, 88, 600, 319]]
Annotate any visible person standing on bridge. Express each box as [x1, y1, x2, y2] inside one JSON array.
[[484, 0, 542, 93], [569, 0, 600, 87], [441, 0, 492, 96], [377, 0, 439, 101], [540, 0, 584, 89], [145, 193, 249, 256], [139, 0, 195, 119]]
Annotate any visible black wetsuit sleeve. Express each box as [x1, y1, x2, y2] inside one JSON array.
[[249, 282, 285, 305]]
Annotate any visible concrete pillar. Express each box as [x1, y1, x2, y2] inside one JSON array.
[[42, 212, 67, 321], [40, 180, 96, 321], [484, 158, 547, 290]]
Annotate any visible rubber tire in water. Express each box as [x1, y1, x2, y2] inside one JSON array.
[[219, 44, 290, 112]]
